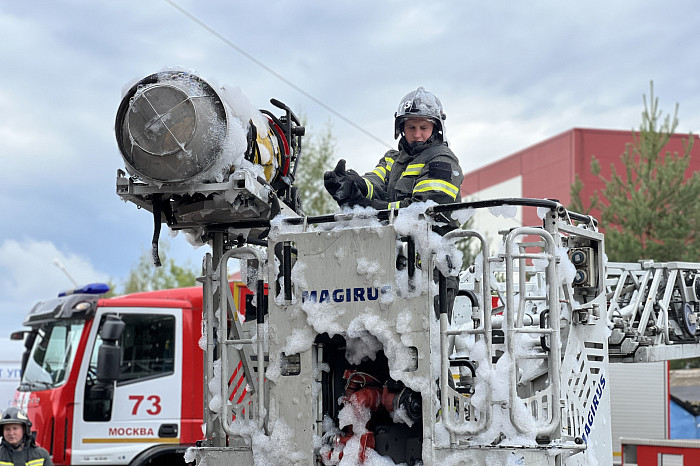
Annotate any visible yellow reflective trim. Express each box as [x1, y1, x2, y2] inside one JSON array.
[[388, 201, 401, 210], [364, 179, 373, 198], [82, 437, 181, 444], [401, 163, 425, 177], [413, 179, 460, 199], [372, 166, 387, 182], [385, 157, 395, 171], [27, 460, 46, 466]]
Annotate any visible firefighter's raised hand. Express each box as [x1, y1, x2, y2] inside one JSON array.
[[323, 159, 346, 194], [324, 159, 352, 203], [324, 159, 369, 206], [344, 169, 367, 197]]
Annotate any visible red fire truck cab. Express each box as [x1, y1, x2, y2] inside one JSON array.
[[12, 282, 252, 466]]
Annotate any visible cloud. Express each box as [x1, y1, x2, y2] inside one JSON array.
[[1, 0, 700, 321], [0, 239, 110, 335]]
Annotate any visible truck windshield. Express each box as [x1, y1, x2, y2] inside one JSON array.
[[20, 320, 85, 390]]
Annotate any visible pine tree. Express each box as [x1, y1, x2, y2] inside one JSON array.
[[569, 174, 599, 216], [571, 82, 700, 262]]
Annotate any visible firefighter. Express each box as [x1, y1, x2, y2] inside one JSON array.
[[0, 407, 54, 466], [324, 88, 463, 321], [323, 86, 463, 215]]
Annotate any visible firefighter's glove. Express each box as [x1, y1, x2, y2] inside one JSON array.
[[324, 160, 369, 206], [324, 159, 347, 201], [342, 169, 369, 207], [345, 187, 371, 208]]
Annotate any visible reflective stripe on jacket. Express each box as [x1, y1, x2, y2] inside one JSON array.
[[363, 140, 463, 211]]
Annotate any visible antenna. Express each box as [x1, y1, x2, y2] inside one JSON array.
[[53, 258, 79, 287]]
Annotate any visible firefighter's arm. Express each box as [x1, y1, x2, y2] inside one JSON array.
[[409, 158, 463, 205], [354, 157, 463, 210], [371, 157, 462, 211], [362, 151, 397, 201]]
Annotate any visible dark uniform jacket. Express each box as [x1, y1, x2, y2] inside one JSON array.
[[362, 138, 463, 319], [361, 138, 463, 211], [0, 438, 54, 466]]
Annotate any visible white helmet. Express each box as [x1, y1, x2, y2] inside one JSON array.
[[394, 87, 446, 141]]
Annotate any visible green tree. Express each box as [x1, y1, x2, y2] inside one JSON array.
[[122, 241, 198, 294], [568, 174, 599, 216], [294, 116, 338, 216], [570, 82, 700, 262]]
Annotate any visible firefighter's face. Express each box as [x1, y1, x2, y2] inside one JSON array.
[[403, 118, 434, 144], [2, 423, 23, 446]]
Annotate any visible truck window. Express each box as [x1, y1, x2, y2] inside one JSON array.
[[87, 313, 176, 384], [84, 313, 175, 422], [21, 321, 85, 390], [117, 313, 175, 383]]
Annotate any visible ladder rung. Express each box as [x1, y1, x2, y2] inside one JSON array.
[[225, 338, 255, 345], [513, 328, 553, 335], [511, 253, 554, 260]]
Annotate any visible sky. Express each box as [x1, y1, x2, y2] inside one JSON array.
[[2, 0, 700, 337]]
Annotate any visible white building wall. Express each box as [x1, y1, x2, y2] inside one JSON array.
[[0, 338, 23, 409], [609, 362, 668, 465], [466, 175, 523, 254]]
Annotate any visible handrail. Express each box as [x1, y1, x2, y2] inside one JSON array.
[[217, 247, 267, 433], [504, 227, 561, 438], [439, 229, 492, 436]]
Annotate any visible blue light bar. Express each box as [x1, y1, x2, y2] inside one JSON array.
[[59, 283, 111, 297]]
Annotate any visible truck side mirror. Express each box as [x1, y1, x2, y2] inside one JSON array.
[[100, 315, 126, 341], [96, 316, 125, 383], [12, 330, 37, 375]]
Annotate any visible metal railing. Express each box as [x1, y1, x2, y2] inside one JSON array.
[[503, 227, 561, 438], [439, 230, 492, 437]]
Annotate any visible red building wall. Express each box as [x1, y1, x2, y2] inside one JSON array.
[[461, 128, 700, 228]]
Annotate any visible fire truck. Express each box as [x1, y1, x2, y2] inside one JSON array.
[[19, 69, 700, 465], [11, 281, 258, 465]]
